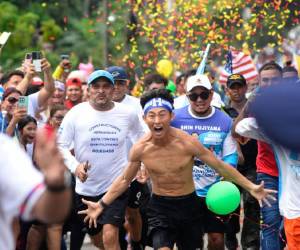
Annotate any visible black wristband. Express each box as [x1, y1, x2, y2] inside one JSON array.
[[99, 199, 109, 209]]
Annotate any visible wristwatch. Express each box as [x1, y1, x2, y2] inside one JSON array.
[[99, 199, 109, 210], [46, 170, 72, 192]]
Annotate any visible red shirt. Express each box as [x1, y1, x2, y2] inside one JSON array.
[[256, 141, 278, 177], [65, 100, 75, 110]]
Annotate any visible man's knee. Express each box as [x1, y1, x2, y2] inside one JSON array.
[[102, 224, 119, 247], [208, 233, 224, 250], [90, 232, 104, 249]]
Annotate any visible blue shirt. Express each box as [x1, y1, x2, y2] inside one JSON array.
[[171, 106, 238, 196]]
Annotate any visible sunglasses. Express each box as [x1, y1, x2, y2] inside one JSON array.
[[187, 91, 210, 101], [7, 97, 19, 104]]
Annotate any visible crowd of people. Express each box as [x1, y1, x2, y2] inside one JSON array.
[[0, 49, 299, 250]]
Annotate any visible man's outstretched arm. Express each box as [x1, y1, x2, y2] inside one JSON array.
[[191, 137, 276, 207]]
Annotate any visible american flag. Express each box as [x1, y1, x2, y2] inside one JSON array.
[[219, 48, 258, 85]]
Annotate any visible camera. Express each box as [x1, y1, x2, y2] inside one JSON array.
[[60, 54, 69, 60]]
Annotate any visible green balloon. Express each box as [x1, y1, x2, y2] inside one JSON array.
[[206, 181, 241, 215], [166, 80, 176, 93]]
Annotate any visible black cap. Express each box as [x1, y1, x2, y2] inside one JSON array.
[[226, 74, 246, 88]]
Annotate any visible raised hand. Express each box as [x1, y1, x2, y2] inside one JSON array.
[[25, 63, 36, 81], [41, 58, 51, 74], [12, 107, 27, 123], [249, 181, 277, 207], [78, 199, 103, 228], [34, 130, 66, 187]]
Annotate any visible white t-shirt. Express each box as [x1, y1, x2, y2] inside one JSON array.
[[28, 92, 39, 118], [236, 118, 300, 219], [57, 101, 145, 196], [0, 135, 45, 250], [121, 94, 148, 154], [122, 94, 143, 117]]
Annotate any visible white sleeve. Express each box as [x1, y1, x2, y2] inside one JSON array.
[[128, 112, 146, 144], [57, 111, 79, 173], [0, 135, 45, 221], [28, 92, 39, 117], [235, 117, 271, 144]]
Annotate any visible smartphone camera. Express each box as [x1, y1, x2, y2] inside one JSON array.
[[60, 54, 70, 72], [18, 96, 28, 112], [60, 54, 69, 60], [32, 51, 42, 72]]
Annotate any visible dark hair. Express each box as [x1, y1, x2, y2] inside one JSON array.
[[49, 104, 67, 118], [25, 85, 40, 96], [144, 73, 168, 89], [17, 115, 37, 131], [2, 87, 22, 101], [140, 88, 174, 109], [259, 61, 282, 75], [1, 70, 25, 85], [282, 66, 298, 74], [175, 73, 185, 86], [183, 69, 196, 82]]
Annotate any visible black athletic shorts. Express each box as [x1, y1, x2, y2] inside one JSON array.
[[75, 190, 128, 236], [147, 192, 204, 250], [127, 179, 150, 209], [198, 196, 228, 233]]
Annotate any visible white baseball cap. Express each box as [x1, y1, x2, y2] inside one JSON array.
[[186, 74, 212, 92]]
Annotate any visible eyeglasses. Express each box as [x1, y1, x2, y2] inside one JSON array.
[[7, 97, 19, 104], [187, 91, 210, 101]]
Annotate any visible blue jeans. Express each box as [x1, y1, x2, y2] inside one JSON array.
[[257, 173, 284, 250]]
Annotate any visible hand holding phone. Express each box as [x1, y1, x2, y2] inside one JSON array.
[[60, 54, 71, 72]]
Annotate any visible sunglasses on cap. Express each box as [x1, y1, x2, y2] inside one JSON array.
[[187, 91, 210, 101], [7, 97, 19, 104]]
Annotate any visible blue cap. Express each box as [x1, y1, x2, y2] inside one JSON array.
[[107, 66, 128, 80], [87, 70, 114, 86]]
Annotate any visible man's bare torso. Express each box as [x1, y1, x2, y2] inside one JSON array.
[[139, 128, 196, 196]]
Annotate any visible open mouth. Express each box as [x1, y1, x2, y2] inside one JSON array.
[[153, 126, 163, 133]]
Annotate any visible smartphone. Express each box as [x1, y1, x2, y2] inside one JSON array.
[[60, 54, 69, 60], [134, 66, 143, 80], [32, 51, 42, 72], [18, 96, 28, 111]]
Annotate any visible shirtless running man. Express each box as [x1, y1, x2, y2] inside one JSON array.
[[79, 89, 276, 250]]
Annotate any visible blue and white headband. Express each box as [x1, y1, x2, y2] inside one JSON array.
[[143, 98, 173, 115]]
